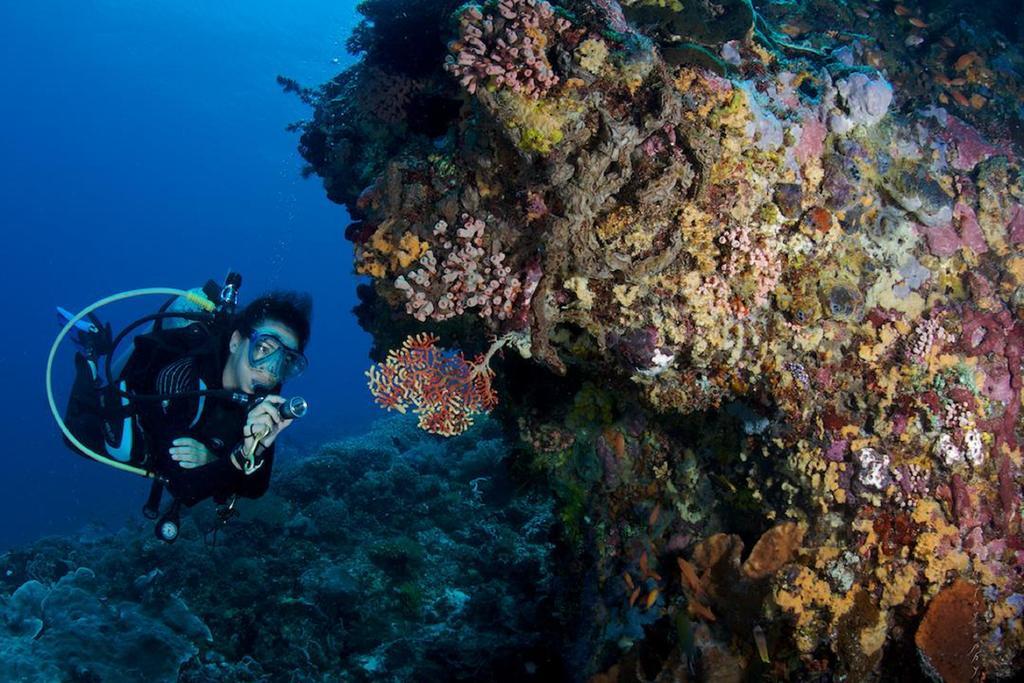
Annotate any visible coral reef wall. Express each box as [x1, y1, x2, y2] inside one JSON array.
[[293, 0, 1024, 679]]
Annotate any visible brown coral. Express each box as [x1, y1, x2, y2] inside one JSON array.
[[741, 521, 806, 580], [915, 580, 984, 683]]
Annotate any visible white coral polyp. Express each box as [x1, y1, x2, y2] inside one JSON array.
[[638, 348, 676, 378], [964, 429, 985, 467], [936, 433, 964, 467], [854, 447, 890, 490]]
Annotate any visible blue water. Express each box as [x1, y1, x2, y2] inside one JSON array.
[[0, 0, 376, 549]]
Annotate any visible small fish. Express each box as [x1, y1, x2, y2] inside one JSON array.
[[623, 572, 635, 591], [629, 586, 642, 607], [905, 33, 924, 47], [675, 611, 696, 665], [894, 4, 911, 16], [639, 551, 649, 576], [689, 600, 717, 622], [677, 557, 705, 598], [940, 36, 956, 49], [854, 7, 870, 18], [950, 89, 971, 107], [970, 94, 987, 109], [648, 503, 661, 527], [753, 625, 770, 663], [908, 17, 928, 28], [644, 589, 660, 609], [954, 52, 979, 71]]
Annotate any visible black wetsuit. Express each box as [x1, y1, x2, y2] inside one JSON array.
[[123, 323, 275, 506], [98, 323, 275, 506]]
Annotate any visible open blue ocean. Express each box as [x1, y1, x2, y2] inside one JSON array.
[[2, 1, 376, 547]]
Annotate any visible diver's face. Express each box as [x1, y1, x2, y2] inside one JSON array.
[[225, 319, 300, 393]]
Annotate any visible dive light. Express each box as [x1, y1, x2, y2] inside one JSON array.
[[230, 393, 308, 419], [280, 396, 308, 420]]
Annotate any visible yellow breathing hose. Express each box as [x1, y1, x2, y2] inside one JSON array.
[[45, 287, 216, 477]]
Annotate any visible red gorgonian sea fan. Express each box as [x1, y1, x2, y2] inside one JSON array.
[[366, 333, 500, 436]]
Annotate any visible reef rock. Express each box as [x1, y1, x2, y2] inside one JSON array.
[[290, 0, 1024, 678]]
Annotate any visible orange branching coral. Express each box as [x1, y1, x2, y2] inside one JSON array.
[[366, 333, 500, 436]]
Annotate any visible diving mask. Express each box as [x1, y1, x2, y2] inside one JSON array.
[[247, 330, 307, 381]]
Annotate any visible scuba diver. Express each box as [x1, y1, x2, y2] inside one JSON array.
[[48, 274, 312, 542]]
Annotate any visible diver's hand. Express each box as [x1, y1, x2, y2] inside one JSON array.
[[243, 395, 294, 454], [169, 438, 213, 469]]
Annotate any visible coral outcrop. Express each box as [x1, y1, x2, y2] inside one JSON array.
[[2, 417, 560, 681], [289, 0, 1024, 678]]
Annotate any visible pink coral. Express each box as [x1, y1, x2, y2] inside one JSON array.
[[906, 314, 952, 363], [961, 307, 1024, 450], [1007, 203, 1024, 245], [445, 0, 570, 99], [955, 202, 988, 254], [794, 115, 827, 167], [942, 115, 999, 171], [717, 224, 783, 308], [366, 332, 499, 436], [920, 221, 961, 257], [395, 214, 525, 325]]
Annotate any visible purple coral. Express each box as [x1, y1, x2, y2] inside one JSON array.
[[960, 307, 1024, 451], [445, 0, 569, 98]]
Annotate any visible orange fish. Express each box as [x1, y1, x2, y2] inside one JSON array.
[[623, 572, 635, 591], [954, 52, 979, 71], [894, 4, 911, 16], [950, 89, 970, 107], [909, 17, 928, 28], [644, 589, 660, 609], [677, 557, 705, 598], [629, 586, 642, 607], [603, 428, 626, 460], [639, 551, 649, 576], [689, 600, 717, 622], [648, 503, 661, 527]]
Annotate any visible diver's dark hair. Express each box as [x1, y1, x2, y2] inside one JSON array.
[[234, 291, 313, 351]]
